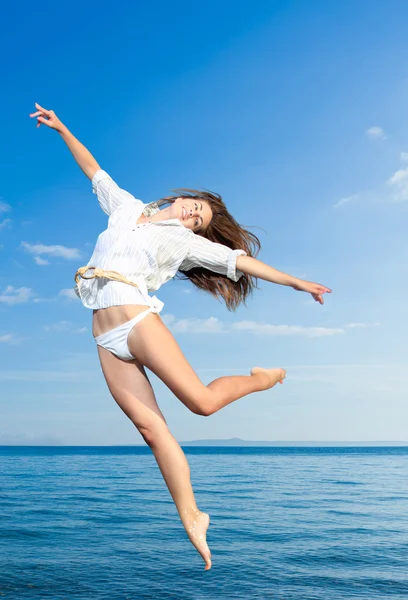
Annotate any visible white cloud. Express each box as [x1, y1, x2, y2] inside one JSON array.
[[163, 314, 344, 337], [59, 288, 79, 301], [0, 333, 21, 345], [0, 286, 34, 305], [33, 288, 79, 303], [44, 320, 73, 333], [388, 168, 408, 184], [333, 194, 359, 209], [0, 218, 12, 230], [232, 321, 344, 337], [387, 167, 408, 202], [0, 201, 12, 230], [33, 296, 56, 303], [366, 126, 386, 140], [336, 159, 408, 208], [21, 241, 81, 262], [163, 315, 226, 333], [44, 321, 87, 334], [34, 256, 50, 266], [344, 322, 380, 329]]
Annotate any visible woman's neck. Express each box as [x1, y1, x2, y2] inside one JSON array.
[[137, 206, 172, 225]]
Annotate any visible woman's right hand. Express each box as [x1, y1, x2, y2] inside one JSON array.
[[29, 102, 65, 133]]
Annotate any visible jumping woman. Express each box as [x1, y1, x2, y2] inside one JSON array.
[[30, 102, 331, 570]]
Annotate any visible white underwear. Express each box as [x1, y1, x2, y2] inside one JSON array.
[[95, 307, 153, 361]]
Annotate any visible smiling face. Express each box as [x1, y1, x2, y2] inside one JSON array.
[[171, 197, 213, 232]]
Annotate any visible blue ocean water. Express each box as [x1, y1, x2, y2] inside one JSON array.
[[1, 447, 408, 599]]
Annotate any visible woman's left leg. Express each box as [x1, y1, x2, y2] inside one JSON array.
[[127, 313, 285, 417], [97, 345, 212, 569]]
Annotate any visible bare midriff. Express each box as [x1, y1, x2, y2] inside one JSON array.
[[92, 304, 152, 337]]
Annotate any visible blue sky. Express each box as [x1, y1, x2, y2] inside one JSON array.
[[1, 0, 407, 444]]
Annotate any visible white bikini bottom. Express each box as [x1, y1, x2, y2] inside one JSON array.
[[94, 307, 153, 361]]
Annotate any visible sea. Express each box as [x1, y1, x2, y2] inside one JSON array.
[[1, 446, 408, 600]]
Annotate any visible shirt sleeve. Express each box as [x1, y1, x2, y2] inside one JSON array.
[[92, 170, 143, 216], [180, 233, 247, 282]]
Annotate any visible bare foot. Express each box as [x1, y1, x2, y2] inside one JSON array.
[[250, 367, 286, 391], [183, 509, 212, 570]]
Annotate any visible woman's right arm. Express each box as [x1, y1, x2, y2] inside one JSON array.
[[29, 102, 100, 180]]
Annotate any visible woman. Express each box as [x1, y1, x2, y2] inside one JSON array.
[[30, 102, 331, 570]]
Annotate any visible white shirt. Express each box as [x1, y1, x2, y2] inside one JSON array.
[[75, 170, 247, 312]]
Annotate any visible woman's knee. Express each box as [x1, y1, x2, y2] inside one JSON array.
[[137, 420, 169, 447], [188, 391, 216, 417]]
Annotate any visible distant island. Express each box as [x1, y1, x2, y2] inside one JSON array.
[[2, 438, 408, 447], [179, 438, 408, 447]]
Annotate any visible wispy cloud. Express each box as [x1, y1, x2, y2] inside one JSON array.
[[44, 320, 87, 334], [344, 322, 380, 329], [333, 194, 359, 209], [0, 333, 21, 345], [366, 126, 387, 140], [33, 288, 79, 303], [335, 155, 408, 208], [33, 296, 56, 303], [163, 315, 345, 337], [163, 315, 226, 333], [0, 218, 12, 230], [0, 286, 34, 306], [166, 318, 380, 337], [59, 288, 79, 301], [44, 320, 72, 333], [232, 321, 344, 337], [387, 167, 408, 202], [21, 241, 81, 263], [0, 201, 12, 231], [0, 201, 11, 214], [34, 256, 50, 266]]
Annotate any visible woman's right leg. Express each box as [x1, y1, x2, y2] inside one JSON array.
[[127, 313, 286, 417], [97, 345, 212, 570]]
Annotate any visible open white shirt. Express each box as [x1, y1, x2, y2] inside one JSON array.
[[74, 170, 247, 312]]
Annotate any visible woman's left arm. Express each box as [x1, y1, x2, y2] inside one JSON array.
[[236, 255, 331, 305]]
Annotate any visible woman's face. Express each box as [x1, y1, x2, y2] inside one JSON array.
[[171, 197, 213, 232]]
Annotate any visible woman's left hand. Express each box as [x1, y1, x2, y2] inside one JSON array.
[[292, 280, 332, 304]]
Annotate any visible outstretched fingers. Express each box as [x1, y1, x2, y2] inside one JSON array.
[[29, 102, 61, 130], [34, 102, 51, 115], [312, 284, 332, 304]]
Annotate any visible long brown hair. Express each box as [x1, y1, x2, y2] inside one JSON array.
[[156, 189, 261, 311]]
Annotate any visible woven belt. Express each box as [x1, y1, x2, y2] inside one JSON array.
[[74, 266, 139, 288], [74, 266, 165, 314]]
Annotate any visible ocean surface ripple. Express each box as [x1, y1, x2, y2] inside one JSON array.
[[1, 446, 408, 599]]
